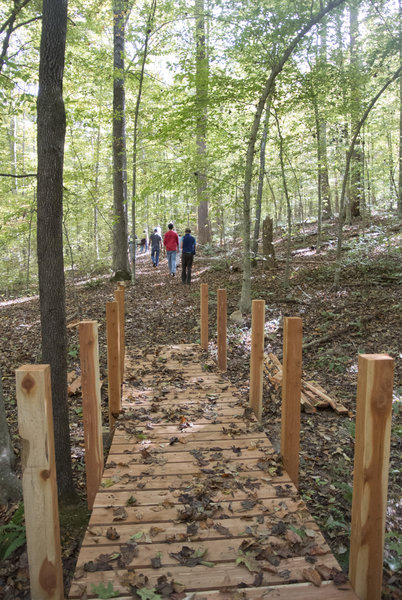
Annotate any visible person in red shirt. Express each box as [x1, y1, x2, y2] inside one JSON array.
[[163, 223, 179, 276]]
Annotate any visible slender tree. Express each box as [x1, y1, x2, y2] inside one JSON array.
[[399, 0, 402, 217], [37, 0, 76, 500], [251, 99, 271, 263], [131, 0, 157, 283], [195, 0, 210, 244], [112, 0, 131, 280]]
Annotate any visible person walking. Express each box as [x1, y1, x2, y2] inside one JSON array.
[[163, 223, 179, 276], [150, 228, 162, 267], [181, 228, 196, 284]]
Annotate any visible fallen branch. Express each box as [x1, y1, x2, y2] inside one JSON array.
[[302, 311, 382, 350]]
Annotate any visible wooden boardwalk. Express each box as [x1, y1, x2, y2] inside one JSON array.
[[69, 344, 358, 599]]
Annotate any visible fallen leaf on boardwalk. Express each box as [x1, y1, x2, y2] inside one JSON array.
[[169, 546, 214, 567], [315, 563, 333, 580], [130, 531, 144, 541], [151, 555, 162, 569], [118, 542, 138, 567], [286, 528, 302, 544], [149, 526, 165, 537], [235, 551, 261, 573], [239, 499, 257, 512], [213, 523, 232, 537], [87, 527, 102, 537], [303, 567, 322, 587], [113, 507, 128, 521], [331, 567, 349, 586], [106, 527, 120, 540], [126, 495, 137, 506]]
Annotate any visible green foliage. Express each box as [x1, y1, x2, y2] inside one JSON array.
[[315, 350, 350, 373], [333, 481, 354, 504], [0, 503, 26, 560], [91, 582, 120, 599]]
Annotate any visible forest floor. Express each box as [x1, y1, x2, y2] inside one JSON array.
[[0, 215, 401, 599]]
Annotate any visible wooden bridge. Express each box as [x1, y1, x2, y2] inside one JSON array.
[[68, 343, 359, 599], [15, 284, 394, 600]]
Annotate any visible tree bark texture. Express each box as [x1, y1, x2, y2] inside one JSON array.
[[349, 2, 363, 218], [399, 0, 402, 217], [251, 101, 271, 262], [113, 0, 130, 278], [195, 0, 210, 244], [0, 373, 22, 504], [37, 0, 76, 500]]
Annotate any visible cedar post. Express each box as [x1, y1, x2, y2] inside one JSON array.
[[249, 299, 265, 421], [106, 301, 121, 429], [200, 283, 208, 350], [114, 286, 125, 381], [15, 365, 64, 600], [280, 317, 302, 488], [217, 288, 227, 371], [349, 354, 394, 600], [79, 321, 104, 509]]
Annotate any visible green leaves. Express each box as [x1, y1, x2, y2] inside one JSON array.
[[91, 582, 120, 598]]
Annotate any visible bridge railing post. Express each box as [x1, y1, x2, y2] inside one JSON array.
[[217, 288, 227, 371], [15, 364, 64, 600], [115, 285, 125, 381], [106, 300, 121, 429], [200, 283, 208, 350], [249, 299, 265, 421], [79, 320, 104, 509], [349, 353, 394, 600], [280, 316, 302, 488]]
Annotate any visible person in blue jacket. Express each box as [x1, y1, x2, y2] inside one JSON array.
[[181, 228, 196, 284]]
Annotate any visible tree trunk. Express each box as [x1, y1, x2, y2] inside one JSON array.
[[131, 0, 156, 283], [349, 2, 363, 219], [274, 110, 292, 289], [112, 0, 130, 280], [251, 100, 271, 263], [262, 216, 275, 268], [399, 0, 402, 217], [0, 373, 22, 504], [195, 0, 210, 244], [37, 0, 76, 501]]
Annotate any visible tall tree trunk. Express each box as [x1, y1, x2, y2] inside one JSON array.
[[112, 0, 130, 279], [318, 9, 332, 220], [37, 0, 76, 501], [274, 110, 292, 290], [349, 1, 363, 219], [195, 0, 210, 244], [239, 0, 347, 313], [251, 100, 271, 263], [131, 0, 156, 283], [399, 0, 402, 217]]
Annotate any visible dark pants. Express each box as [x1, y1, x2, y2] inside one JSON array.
[[181, 253, 194, 283]]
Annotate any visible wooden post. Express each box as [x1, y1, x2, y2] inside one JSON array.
[[349, 354, 394, 600], [200, 283, 208, 350], [106, 301, 121, 429], [249, 299, 265, 421], [15, 365, 63, 600], [114, 286, 125, 381], [79, 321, 104, 509], [280, 317, 302, 488], [217, 288, 227, 371]]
